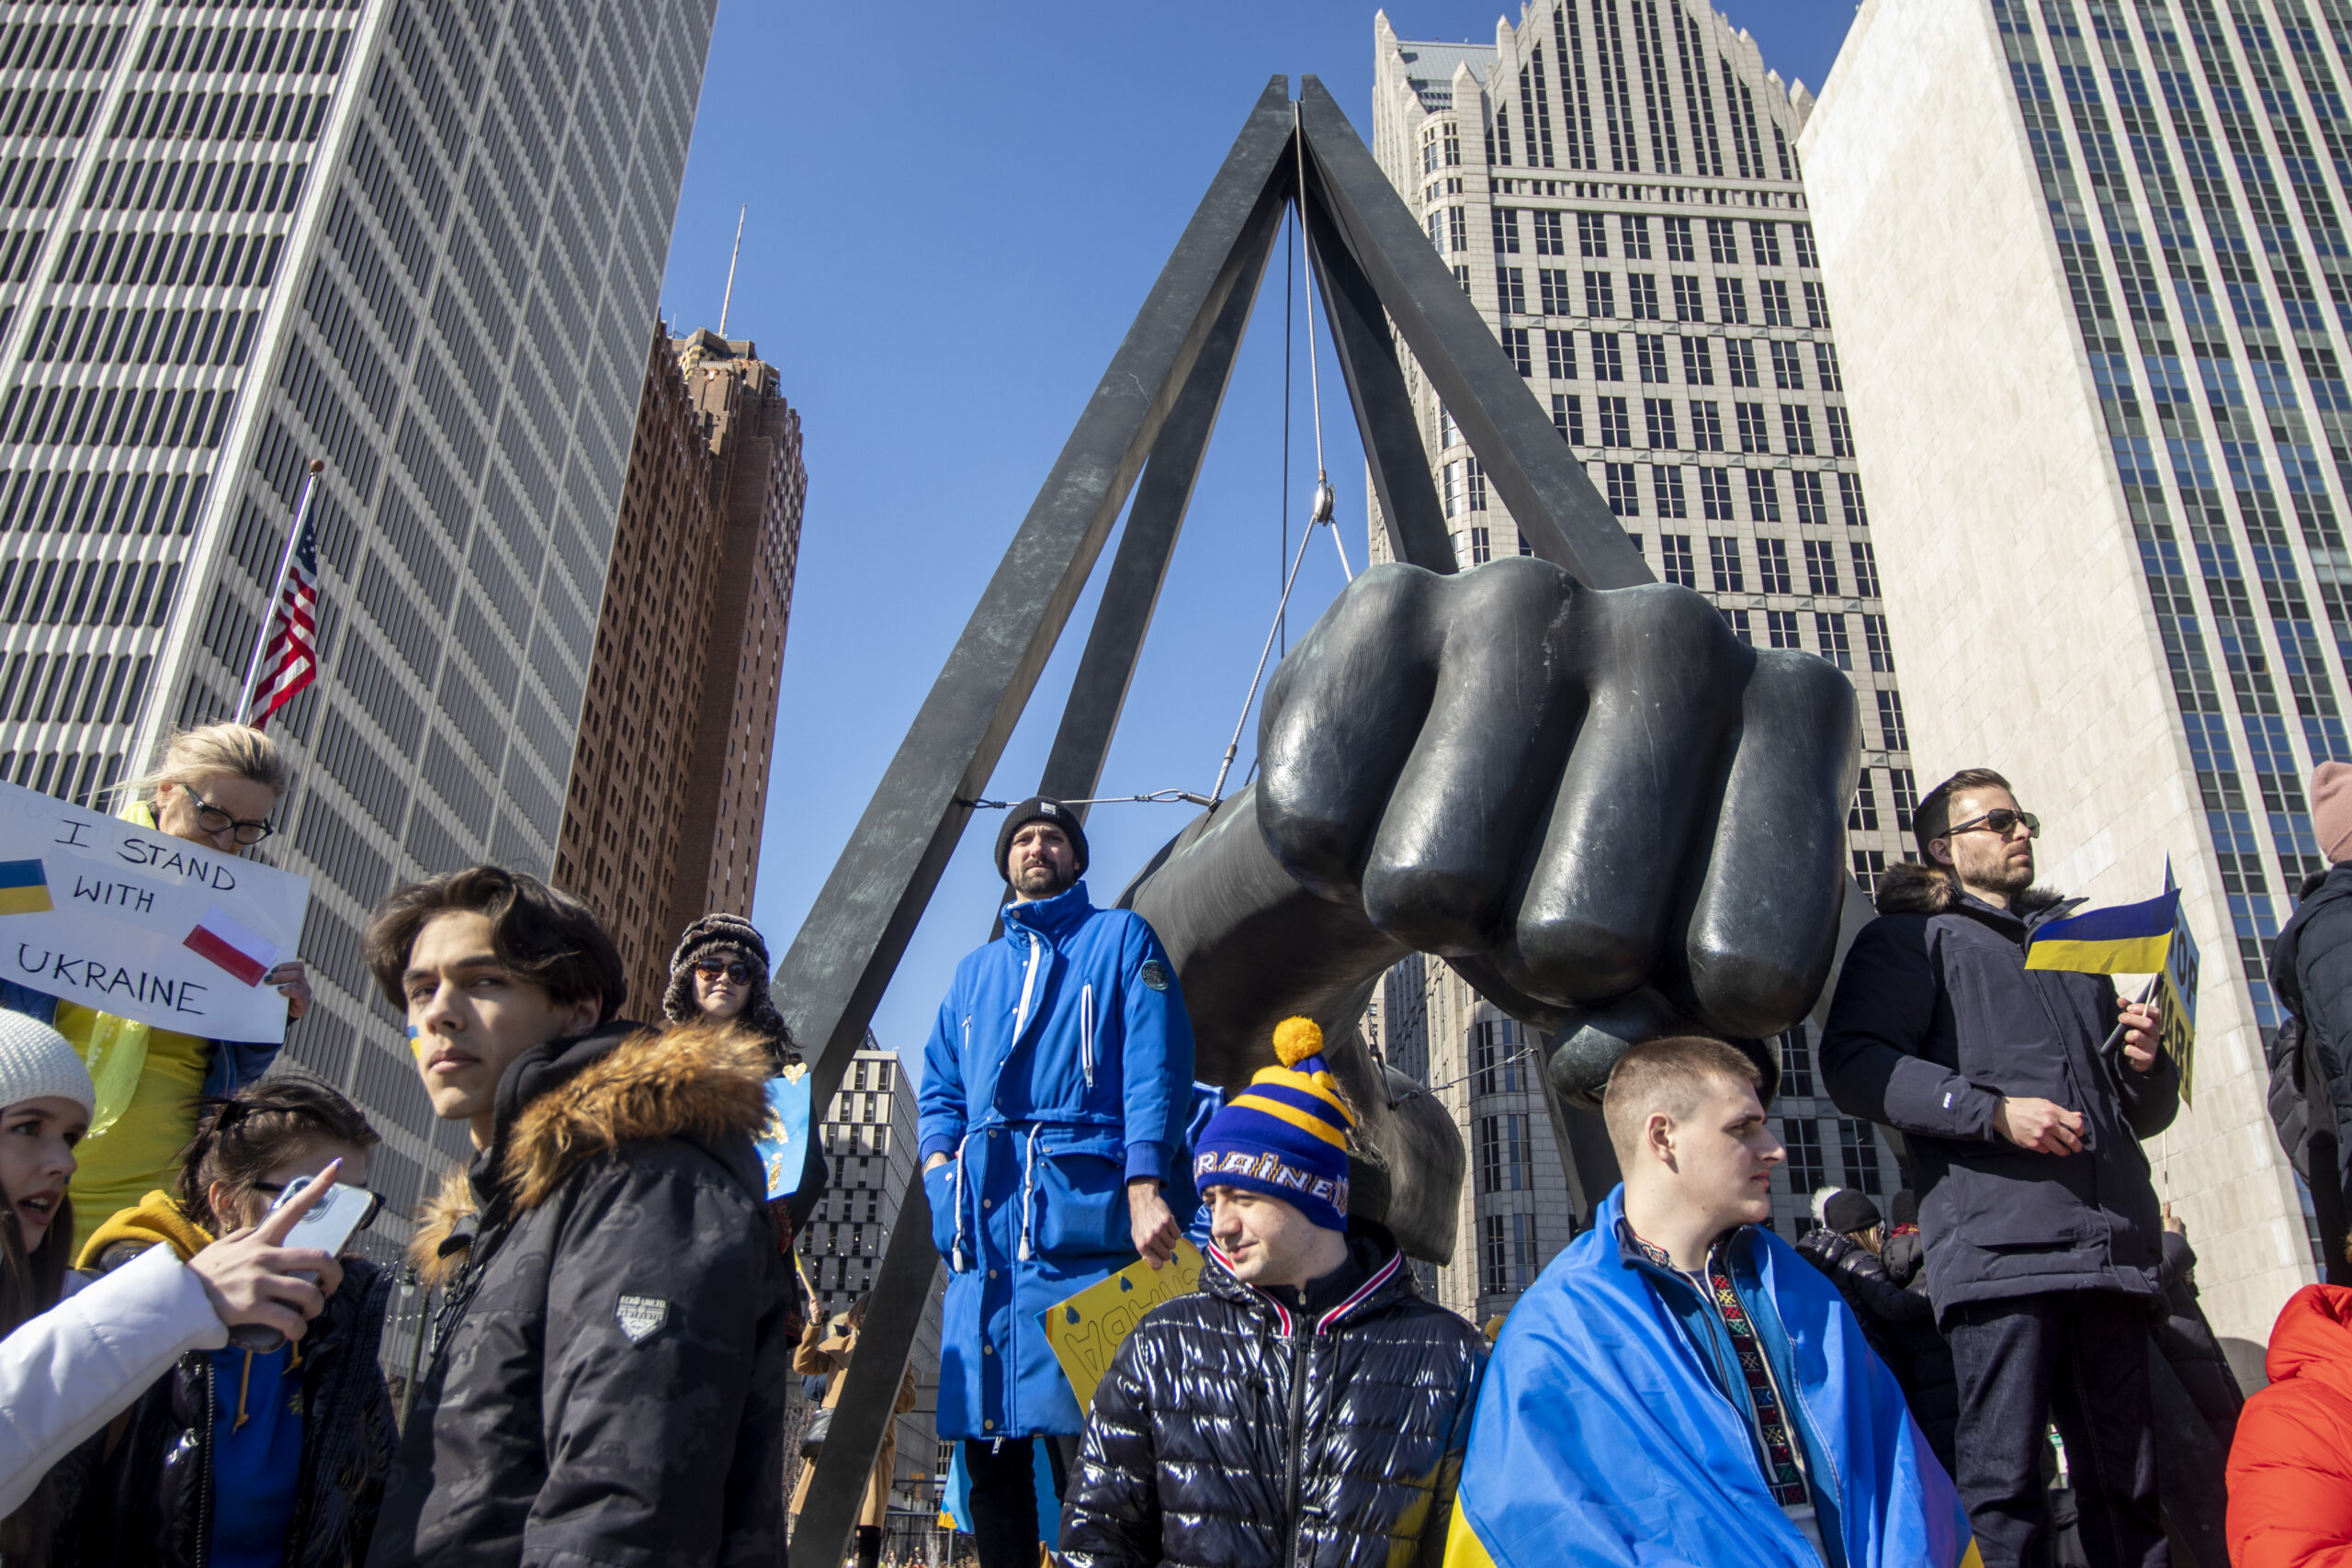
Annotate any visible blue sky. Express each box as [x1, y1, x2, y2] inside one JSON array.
[[654, 2, 1858, 1066]]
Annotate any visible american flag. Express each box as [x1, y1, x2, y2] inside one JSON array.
[[248, 507, 319, 729]]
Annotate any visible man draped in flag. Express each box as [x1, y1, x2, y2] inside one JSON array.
[[1446, 1035, 1975, 1568], [244, 499, 318, 728]]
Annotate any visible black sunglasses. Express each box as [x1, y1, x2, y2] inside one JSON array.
[[182, 784, 274, 845], [695, 958, 753, 985], [1944, 807, 2040, 840]]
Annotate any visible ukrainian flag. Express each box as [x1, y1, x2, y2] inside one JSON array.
[[0, 859, 51, 917], [2024, 888, 2178, 975]]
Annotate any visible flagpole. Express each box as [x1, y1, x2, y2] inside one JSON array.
[[235, 458, 325, 725]]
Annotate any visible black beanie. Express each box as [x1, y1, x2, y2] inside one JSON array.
[[1891, 1190, 1919, 1227], [993, 796, 1089, 882], [1823, 1189, 1883, 1236]]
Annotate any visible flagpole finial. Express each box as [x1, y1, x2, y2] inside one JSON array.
[[307, 458, 324, 476]]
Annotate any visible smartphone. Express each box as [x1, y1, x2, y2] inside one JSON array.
[[225, 1174, 382, 1351]]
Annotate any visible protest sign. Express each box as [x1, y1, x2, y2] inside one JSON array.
[[1038, 1237, 1203, 1414], [0, 779, 311, 1043], [2159, 895, 2199, 1106], [755, 1065, 812, 1199]]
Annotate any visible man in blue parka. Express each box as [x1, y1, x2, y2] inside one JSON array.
[[918, 796, 1196, 1568]]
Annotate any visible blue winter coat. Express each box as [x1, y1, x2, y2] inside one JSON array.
[[917, 882, 1195, 1438]]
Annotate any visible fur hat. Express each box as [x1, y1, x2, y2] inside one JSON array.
[[1192, 1018, 1355, 1233], [993, 797, 1089, 884], [0, 1011, 94, 1119], [2315, 762, 2352, 863], [662, 914, 792, 1052]]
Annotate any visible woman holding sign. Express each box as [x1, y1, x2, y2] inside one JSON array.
[[0, 725, 312, 1257]]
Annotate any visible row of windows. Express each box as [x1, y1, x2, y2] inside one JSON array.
[[322, 193, 416, 355], [1513, 329, 1843, 391], [0, 23, 125, 74], [1495, 265, 1832, 328], [0, 749, 121, 809], [315, 706, 404, 836], [277, 339, 381, 500], [1589, 457, 1869, 527], [1482, 209, 1817, 269], [0, 89, 96, 141], [417, 730, 490, 840], [0, 555, 181, 626], [334, 628, 421, 753], [0, 157, 73, 212], [0, 651, 150, 727], [1704, 605, 1893, 672], [0, 467, 209, 537], [1646, 531, 1883, 597], [51, 226, 284, 289], [81, 157, 306, 215], [107, 89, 330, 144], [1851, 766, 1923, 834], [20, 305, 258, 367], [133, 25, 351, 76], [1548, 393, 1855, 457], [291, 791, 390, 910], [0, 383, 233, 451]]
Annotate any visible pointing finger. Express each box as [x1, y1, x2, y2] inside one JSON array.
[[255, 1158, 340, 1246]]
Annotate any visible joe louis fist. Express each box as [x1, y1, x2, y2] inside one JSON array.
[[1128, 558, 1860, 1108]]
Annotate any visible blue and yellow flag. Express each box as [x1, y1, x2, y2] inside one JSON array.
[[2023, 888, 2178, 975], [0, 858, 51, 917]]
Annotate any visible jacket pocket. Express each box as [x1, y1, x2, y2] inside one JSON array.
[[923, 1160, 961, 1264], [1033, 1132, 1129, 1258]]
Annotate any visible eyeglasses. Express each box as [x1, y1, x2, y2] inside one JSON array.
[[695, 958, 753, 985], [182, 784, 274, 845], [1944, 807, 2040, 840]]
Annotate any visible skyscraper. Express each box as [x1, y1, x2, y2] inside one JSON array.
[[0, 0, 719, 1230], [1800, 0, 2334, 1336], [1371, 5, 1915, 1318], [553, 324, 804, 1017]]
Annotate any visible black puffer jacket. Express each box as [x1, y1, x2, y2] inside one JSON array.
[[2154, 1230, 2244, 1447], [2272, 863, 2352, 1202], [64, 1253, 395, 1567], [1794, 1228, 1958, 1475], [364, 1020, 795, 1568], [1821, 863, 2180, 1313], [1059, 1224, 1486, 1568]]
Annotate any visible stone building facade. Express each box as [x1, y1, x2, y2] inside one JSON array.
[[1800, 0, 2337, 1339], [552, 324, 803, 1016], [1368, 4, 1914, 1318]]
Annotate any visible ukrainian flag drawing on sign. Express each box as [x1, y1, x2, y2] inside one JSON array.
[[0, 859, 51, 916], [2023, 888, 2178, 975]]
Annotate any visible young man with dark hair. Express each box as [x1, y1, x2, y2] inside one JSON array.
[[359, 866, 795, 1568], [1448, 1036, 1973, 1568], [1058, 1018, 1486, 1568], [918, 799, 1196, 1568], [1823, 770, 2176, 1568]]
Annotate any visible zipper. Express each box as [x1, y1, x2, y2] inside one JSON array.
[[1012, 931, 1045, 1042], [1080, 983, 1095, 1090], [1282, 1306, 1311, 1568], [196, 1358, 216, 1568]]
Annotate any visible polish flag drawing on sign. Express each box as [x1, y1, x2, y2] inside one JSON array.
[[184, 907, 281, 988]]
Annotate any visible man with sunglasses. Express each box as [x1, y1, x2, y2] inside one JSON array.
[[1824, 768, 2177, 1568]]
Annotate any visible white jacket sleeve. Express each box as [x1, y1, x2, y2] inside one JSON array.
[[0, 1244, 228, 1516]]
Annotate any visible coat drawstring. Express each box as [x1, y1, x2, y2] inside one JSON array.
[[232, 1349, 255, 1431], [1017, 1125, 1044, 1262], [1080, 983, 1095, 1091], [950, 1134, 972, 1272]]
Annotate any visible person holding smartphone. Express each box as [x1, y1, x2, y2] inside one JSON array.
[[67, 1080, 394, 1568]]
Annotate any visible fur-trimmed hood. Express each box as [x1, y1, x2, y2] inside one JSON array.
[[413, 1017, 774, 1284], [1872, 861, 2072, 921]]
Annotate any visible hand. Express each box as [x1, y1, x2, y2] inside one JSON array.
[[2118, 996, 2161, 1073], [1127, 1179, 1181, 1269], [187, 1157, 345, 1342], [1994, 1097, 2086, 1156], [266, 960, 311, 1022]]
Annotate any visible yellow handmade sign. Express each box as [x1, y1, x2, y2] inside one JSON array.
[[1041, 1239, 1203, 1414]]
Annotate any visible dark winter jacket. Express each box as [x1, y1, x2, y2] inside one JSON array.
[[65, 1252, 396, 1568], [1058, 1224, 1486, 1568], [364, 1020, 795, 1568], [2154, 1230, 2244, 1446], [1794, 1229, 1959, 1475], [2271, 863, 2352, 1199], [1820, 863, 2180, 1314]]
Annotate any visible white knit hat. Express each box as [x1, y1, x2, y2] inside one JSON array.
[[0, 1012, 95, 1118]]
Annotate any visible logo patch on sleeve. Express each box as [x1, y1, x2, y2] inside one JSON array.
[[1139, 959, 1170, 992], [616, 1294, 669, 1344]]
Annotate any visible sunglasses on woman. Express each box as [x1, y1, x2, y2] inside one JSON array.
[[695, 958, 753, 985]]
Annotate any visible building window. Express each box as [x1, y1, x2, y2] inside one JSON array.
[[1449, 207, 1469, 253], [1746, 468, 1782, 522], [1727, 339, 1760, 388], [1707, 217, 1739, 265], [1455, 265, 1471, 294], [1803, 279, 1833, 328], [1497, 266, 1527, 314], [1590, 333, 1624, 381], [1427, 212, 1443, 253], [1759, 278, 1795, 326], [1699, 468, 1734, 521], [1620, 213, 1653, 257], [1716, 276, 1749, 322], [1628, 273, 1661, 320], [1605, 463, 1640, 516], [1482, 1214, 1510, 1294], [1802, 538, 1841, 595], [1443, 459, 1464, 518], [1783, 1117, 1826, 1193], [1825, 405, 1855, 457], [1583, 270, 1616, 317], [1782, 404, 1816, 455], [1793, 222, 1819, 268], [1469, 525, 1492, 563], [1852, 772, 1881, 831], [1492, 207, 1521, 255], [1665, 215, 1696, 262], [1814, 341, 1843, 390], [1599, 395, 1632, 447], [1660, 533, 1697, 586], [1890, 767, 1917, 829], [1781, 1026, 1815, 1095], [1539, 267, 1574, 315], [1878, 689, 1909, 750], [1766, 609, 1802, 649], [1838, 471, 1870, 525], [1681, 335, 1715, 384], [1577, 211, 1609, 256], [1466, 457, 1487, 511], [1750, 220, 1783, 266], [1656, 466, 1688, 519], [1709, 534, 1745, 591], [1770, 340, 1805, 389], [1672, 274, 1705, 321], [1839, 1119, 1884, 1195], [1505, 326, 1532, 376], [1546, 329, 1577, 380], [1815, 612, 1852, 669], [1721, 605, 1753, 641], [1735, 402, 1770, 453], [1553, 393, 1585, 444], [1476, 1114, 1533, 1193], [1794, 469, 1829, 525], [1692, 400, 1724, 451], [1533, 209, 1566, 255], [1758, 536, 1793, 592], [1637, 335, 1670, 383], [1863, 613, 1895, 671], [1473, 1017, 1524, 1093], [1645, 397, 1679, 449], [1851, 848, 1888, 898]]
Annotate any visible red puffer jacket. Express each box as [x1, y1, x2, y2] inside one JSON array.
[[2228, 1284, 2352, 1566]]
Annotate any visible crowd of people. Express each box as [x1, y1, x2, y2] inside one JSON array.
[[4, 725, 2352, 1567]]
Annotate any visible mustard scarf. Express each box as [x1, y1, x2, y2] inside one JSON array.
[[61, 798, 172, 1139]]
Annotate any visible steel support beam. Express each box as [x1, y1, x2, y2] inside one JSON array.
[[1295, 77, 1649, 590]]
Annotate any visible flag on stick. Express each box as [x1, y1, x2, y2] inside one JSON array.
[[2023, 888, 2180, 974], [236, 458, 324, 728], [183, 905, 280, 987]]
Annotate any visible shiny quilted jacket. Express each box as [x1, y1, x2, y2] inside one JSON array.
[[1058, 1226, 1487, 1568]]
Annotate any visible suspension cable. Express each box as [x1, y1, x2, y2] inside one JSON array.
[[1210, 519, 1320, 805], [1294, 101, 1352, 584]]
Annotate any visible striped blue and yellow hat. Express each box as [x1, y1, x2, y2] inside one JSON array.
[[1192, 1017, 1355, 1231]]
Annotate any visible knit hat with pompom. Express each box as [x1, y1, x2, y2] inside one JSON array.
[[1190, 1017, 1356, 1233]]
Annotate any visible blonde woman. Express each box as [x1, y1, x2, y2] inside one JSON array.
[[0, 724, 311, 1255]]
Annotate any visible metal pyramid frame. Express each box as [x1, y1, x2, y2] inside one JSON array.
[[780, 75, 1661, 1561]]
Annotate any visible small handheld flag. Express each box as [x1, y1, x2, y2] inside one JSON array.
[[2024, 888, 2179, 975], [0, 859, 51, 916], [183, 905, 281, 987]]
